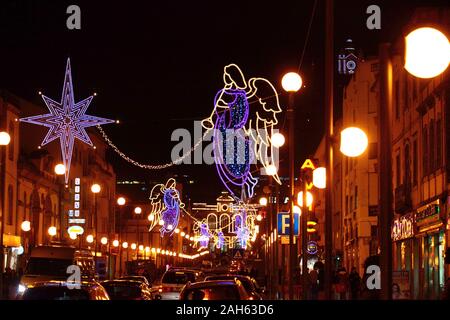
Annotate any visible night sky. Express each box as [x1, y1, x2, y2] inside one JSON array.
[[0, 0, 447, 202]]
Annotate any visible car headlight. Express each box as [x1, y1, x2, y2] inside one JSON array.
[[17, 284, 27, 294]]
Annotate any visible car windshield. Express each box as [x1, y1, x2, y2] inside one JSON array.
[[22, 286, 90, 300], [206, 276, 254, 293], [121, 277, 146, 283], [25, 258, 73, 277], [162, 271, 195, 285], [184, 285, 240, 300], [102, 283, 142, 300]]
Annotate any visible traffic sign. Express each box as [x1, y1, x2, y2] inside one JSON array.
[[277, 212, 299, 235], [280, 236, 297, 245], [232, 249, 245, 260]]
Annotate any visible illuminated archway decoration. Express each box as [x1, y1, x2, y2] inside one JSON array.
[[202, 64, 283, 199], [148, 178, 184, 236], [193, 201, 259, 250], [20, 58, 114, 183]]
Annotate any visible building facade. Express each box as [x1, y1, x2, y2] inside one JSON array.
[[340, 57, 380, 275], [0, 91, 117, 278], [390, 8, 450, 300]]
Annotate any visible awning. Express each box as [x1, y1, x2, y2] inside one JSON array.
[[2, 234, 21, 247]]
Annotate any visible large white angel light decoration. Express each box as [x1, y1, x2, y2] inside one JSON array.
[[148, 178, 184, 236], [202, 64, 283, 200]]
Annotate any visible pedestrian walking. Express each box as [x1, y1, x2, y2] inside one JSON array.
[[335, 268, 349, 300], [349, 267, 361, 300], [308, 268, 319, 300]]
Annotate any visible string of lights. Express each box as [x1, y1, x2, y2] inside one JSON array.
[[96, 125, 210, 170]]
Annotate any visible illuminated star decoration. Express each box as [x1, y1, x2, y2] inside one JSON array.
[[20, 58, 114, 183]]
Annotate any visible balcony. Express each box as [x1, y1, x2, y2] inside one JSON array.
[[395, 184, 412, 214]]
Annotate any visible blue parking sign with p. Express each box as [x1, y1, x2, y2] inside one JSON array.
[[277, 212, 299, 235]]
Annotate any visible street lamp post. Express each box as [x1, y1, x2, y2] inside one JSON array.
[[91, 184, 101, 269], [0, 130, 11, 298], [282, 71, 302, 300], [134, 207, 142, 260], [54, 164, 66, 241], [117, 197, 126, 277], [324, 0, 335, 300]]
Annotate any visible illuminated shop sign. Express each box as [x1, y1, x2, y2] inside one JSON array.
[[68, 177, 84, 236], [307, 241, 318, 255], [416, 200, 441, 227], [391, 213, 414, 241]]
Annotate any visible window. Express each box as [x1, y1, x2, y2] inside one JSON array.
[[23, 192, 27, 219], [404, 144, 410, 187], [368, 143, 377, 160], [413, 139, 418, 186], [7, 185, 13, 225], [396, 153, 401, 187], [395, 80, 400, 119], [371, 225, 378, 238], [354, 186, 358, 209], [429, 120, 435, 173], [8, 121, 14, 161], [413, 78, 417, 100], [436, 117, 442, 169], [345, 196, 349, 215], [423, 126, 428, 177], [404, 73, 409, 111]]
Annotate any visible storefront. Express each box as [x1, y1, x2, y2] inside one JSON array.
[[1, 234, 23, 272], [415, 199, 446, 299], [391, 212, 415, 299]]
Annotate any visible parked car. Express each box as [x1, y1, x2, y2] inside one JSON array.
[[18, 245, 95, 298], [179, 280, 250, 300], [119, 276, 150, 287], [204, 274, 264, 300], [20, 280, 109, 300], [101, 280, 152, 300], [154, 269, 198, 300]]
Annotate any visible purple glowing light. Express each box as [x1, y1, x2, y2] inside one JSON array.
[[20, 58, 114, 183], [199, 223, 210, 248], [212, 88, 258, 199], [160, 188, 180, 237]]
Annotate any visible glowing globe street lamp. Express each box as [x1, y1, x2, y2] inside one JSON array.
[[259, 197, 268, 206], [48, 226, 57, 237], [404, 27, 450, 79], [86, 234, 94, 244], [271, 132, 285, 148], [117, 197, 126, 206], [21, 221, 31, 232], [340, 127, 369, 157]]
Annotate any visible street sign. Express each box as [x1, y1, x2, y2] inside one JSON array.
[[307, 241, 318, 255], [280, 236, 297, 245], [232, 249, 245, 260], [277, 212, 299, 235]]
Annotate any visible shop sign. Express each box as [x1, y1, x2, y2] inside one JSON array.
[[391, 213, 414, 241], [416, 200, 441, 227], [307, 241, 318, 255]]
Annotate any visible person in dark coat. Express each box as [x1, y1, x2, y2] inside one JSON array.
[[349, 267, 361, 300]]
